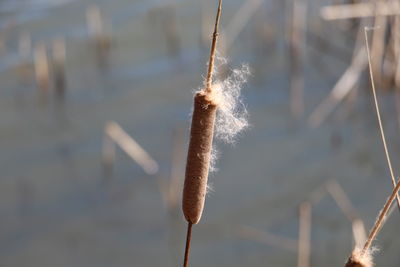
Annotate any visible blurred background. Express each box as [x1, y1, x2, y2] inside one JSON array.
[[1, 0, 400, 266]]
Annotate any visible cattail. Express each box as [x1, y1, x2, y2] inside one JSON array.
[[182, 0, 222, 227], [182, 91, 218, 224], [345, 249, 372, 267], [182, 1, 222, 266]]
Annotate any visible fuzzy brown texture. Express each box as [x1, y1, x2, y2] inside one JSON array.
[[182, 92, 218, 224], [345, 259, 366, 267], [345, 249, 372, 267]]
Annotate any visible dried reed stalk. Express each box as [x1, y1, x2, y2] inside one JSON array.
[[321, 2, 400, 21], [298, 202, 311, 267], [394, 14, 400, 90], [86, 5, 111, 68], [345, 29, 400, 266], [52, 37, 66, 102], [34, 42, 50, 95], [326, 180, 359, 222], [182, 1, 222, 266], [307, 47, 367, 127], [326, 180, 367, 247], [362, 178, 400, 253], [289, 0, 306, 119], [370, 14, 387, 87], [102, 131, 116, 177], [365, 27, 400, 210], [104, 121, 159, 175], [345, 177, 400, 267]]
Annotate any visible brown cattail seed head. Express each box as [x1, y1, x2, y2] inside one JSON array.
[[345, 249, 372, 267], [182, 91, 218, 224]]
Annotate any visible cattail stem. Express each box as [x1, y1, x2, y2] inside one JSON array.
[[183, 222, 193, 267], [205, 0, 222, 93]]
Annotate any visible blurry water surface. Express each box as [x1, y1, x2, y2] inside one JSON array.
[[1, 0, 400, 266]]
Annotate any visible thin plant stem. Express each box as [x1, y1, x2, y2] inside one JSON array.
[[364, 27, 400, 210], [205, 0, 222, 94], [183, 222, 193, 267], [362, 177, 400, 254]]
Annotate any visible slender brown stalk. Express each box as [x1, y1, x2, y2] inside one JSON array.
[[345, 178, 400, 267], [290, 0, 306, 119], [365, 27, 400, 210], [34, 42, 50, 95], [362, 178, 400, 254], [298, 202, 311, 267], [205, 0, 222, 93], [183, 222, 193, 267]]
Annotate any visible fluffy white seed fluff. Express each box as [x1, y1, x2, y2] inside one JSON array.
[[212, 64, 250, 144]]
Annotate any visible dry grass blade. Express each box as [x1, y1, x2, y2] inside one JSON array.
[[364, 27, 400, 210], [290, 0, 307, 119], [345, 178, 400, 266], [364, 177, 400, 253], [321, 2, 400, 20], [298, 202, 311, 267], [370, 15, 387, 86], [326, 180, 359, 222], [307, 47, 367, 127], [105, 121, 159, 175], [34, 42, 50, 94]]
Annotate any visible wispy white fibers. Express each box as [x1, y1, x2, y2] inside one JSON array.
[[212, 63, 250, 143], [191, 60, 250, 175], [209, 147, 220, 173]]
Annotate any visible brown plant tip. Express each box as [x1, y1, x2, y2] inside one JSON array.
[[205, 0, 222, 94], [345, 259, 367, 267], [182, 92, 218, 224], [345, 249, 372, 267]]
